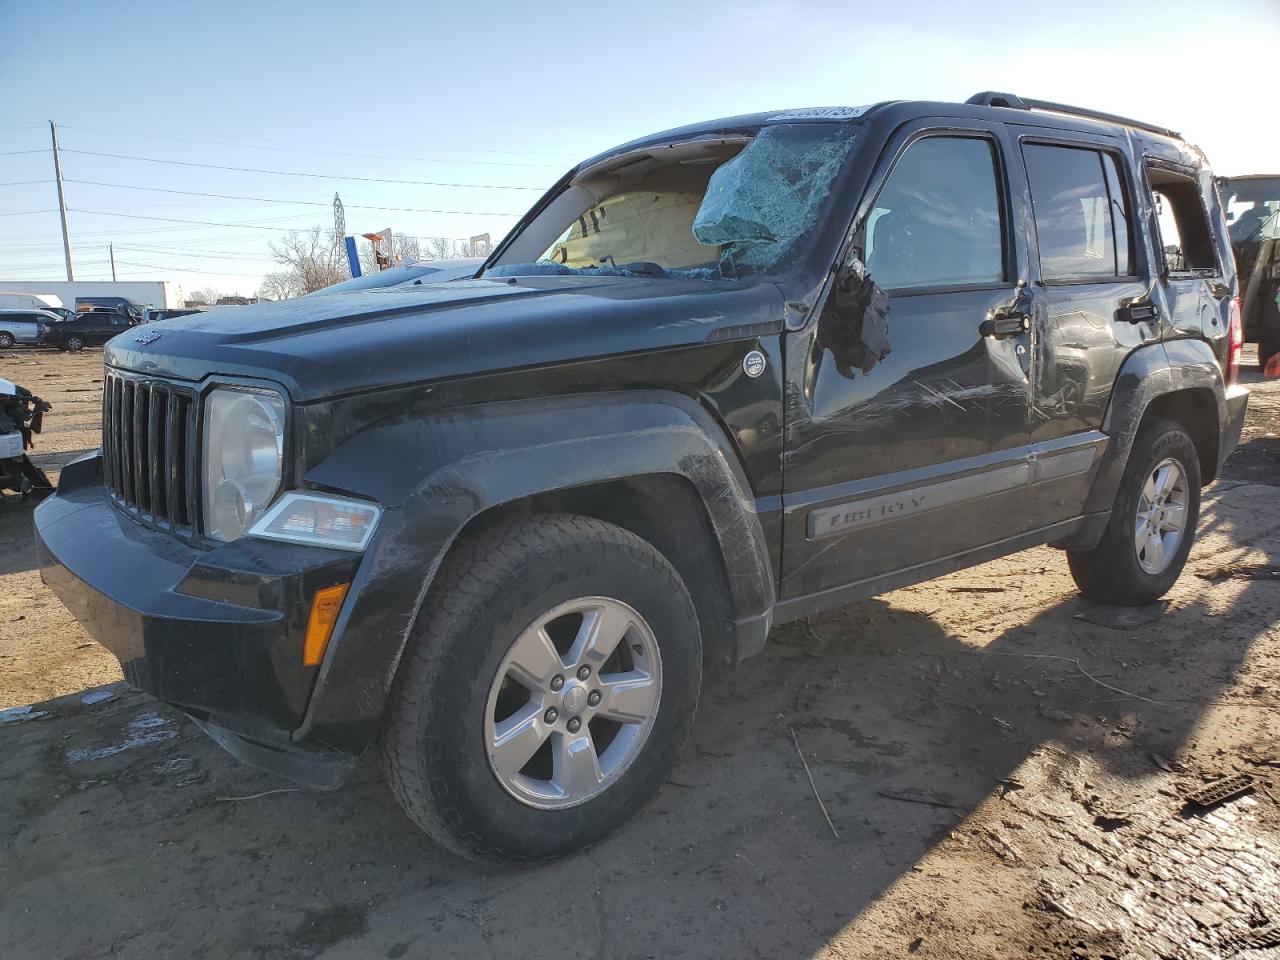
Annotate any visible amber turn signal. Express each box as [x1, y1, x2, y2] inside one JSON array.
[[303, 583, 350, 667]]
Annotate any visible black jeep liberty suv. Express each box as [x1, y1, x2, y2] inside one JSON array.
[[36, 92, 1248, 862]]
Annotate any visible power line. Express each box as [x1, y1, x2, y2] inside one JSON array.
[[0, 149, 46, 156], [115, 245, 270, 262], [69, 206, 513, 231], [0, 209, 57, 216], [0, 179, 53, 187], [58, 123, 574, 164], [60, 150, 549, 188], [113, 258, 267, 278], [64, 179, 526, 215]]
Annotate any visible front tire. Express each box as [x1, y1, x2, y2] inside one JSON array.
[[1068, 419, 1201, 605], [64, 335, 84, 352], [0, 332, 14, 349], [381, 514, 701, 862]]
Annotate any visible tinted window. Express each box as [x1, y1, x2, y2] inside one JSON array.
[[1024, 144, 1133, 280], [865, 136, 1005, 290]]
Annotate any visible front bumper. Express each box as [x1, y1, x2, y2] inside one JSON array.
[[35, 454, 363, 786]]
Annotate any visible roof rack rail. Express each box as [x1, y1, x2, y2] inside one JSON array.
[[965, 91, 1181, 140]]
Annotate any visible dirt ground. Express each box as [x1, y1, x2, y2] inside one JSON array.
[[1, 346, 1278, 960]]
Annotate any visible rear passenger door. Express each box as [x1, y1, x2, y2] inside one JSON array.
[[1014, 133, 1153, 528]]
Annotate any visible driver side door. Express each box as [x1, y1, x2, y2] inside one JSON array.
[[780, 122, 1037, 605]]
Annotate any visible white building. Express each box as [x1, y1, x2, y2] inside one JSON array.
[[0, 280, 184, 311]]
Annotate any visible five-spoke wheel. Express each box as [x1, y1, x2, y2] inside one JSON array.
[[1134, 458, 1188, 575], [485, 597, 662, 809]]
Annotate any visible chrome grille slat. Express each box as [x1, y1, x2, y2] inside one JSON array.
[[132, 383, 146, 514], [102, 378, 114, 493], [147, 384, 164, 521], [120, 380, 134, 504], [185, 396, 198, 529], [103, 371, 199, 538], [165, 392, 181, 528]]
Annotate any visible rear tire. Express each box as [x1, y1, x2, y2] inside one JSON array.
[[1067, 419, 1200, 605], [0, 332, 13, 349], [381, 513, 701, 862]]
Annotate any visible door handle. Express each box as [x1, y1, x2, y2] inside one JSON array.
[[980, 313, 1031, 338], [1117, 300, 1159, 324]]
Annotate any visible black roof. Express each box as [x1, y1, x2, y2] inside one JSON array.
[[579, 92, 1186, 173]]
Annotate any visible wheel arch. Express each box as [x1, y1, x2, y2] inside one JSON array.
[[295, 390, 775, 753], [1062, 338, 1229, 551], [464, 473, 741, 674]]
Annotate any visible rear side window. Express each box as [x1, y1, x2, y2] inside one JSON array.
[[1147, 165, 1218, 274], [1023, 144, 1134, 281], [864, 136, 1006, 290]]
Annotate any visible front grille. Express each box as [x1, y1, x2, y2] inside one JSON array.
[[103, 372, 198, 535]]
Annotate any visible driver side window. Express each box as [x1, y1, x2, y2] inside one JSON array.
[[865, 136, 1006, 290]]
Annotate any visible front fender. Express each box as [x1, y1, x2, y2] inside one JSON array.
[[295, 390, 774, 753]]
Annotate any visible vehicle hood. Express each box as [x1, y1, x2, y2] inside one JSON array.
[[104, 276, 784, 402]]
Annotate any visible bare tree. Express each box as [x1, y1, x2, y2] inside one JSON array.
[[188, 286, 223, 306], [358, 239, 379, 277], [265, 225, 348, 295], [396, 234, 421, 263], [258, 271, 303, 301], [424, 236, 467, 260]]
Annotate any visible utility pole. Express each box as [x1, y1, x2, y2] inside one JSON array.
[[49, 120, 74, 281], [109, 243, 116, 281]]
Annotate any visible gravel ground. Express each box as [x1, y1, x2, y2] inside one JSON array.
[[1, 345, 1277, 960]]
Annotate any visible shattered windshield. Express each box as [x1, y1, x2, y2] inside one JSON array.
[[487, 123, 859, 281]]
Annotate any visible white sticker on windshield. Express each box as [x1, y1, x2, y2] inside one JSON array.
[[768, 106, 870, 122]]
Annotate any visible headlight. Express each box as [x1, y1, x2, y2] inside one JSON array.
[[202, 387, 286, 542], [248, 492, 380, 551]]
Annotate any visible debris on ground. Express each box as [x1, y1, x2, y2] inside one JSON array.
[[81, 689, 116, 706], [1197, 563, 1280, 582], [154, 756, 197, 776], [65, 712, 176, 763], [1184, 773, 1255, 811], [0, 705, 51, 724], [877, 788, 959, 809]]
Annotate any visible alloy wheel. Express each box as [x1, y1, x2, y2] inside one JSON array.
[[483, 596, 662, 810], [1134, 457, 1188, 575]]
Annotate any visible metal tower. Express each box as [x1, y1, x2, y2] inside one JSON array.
[[333, 193, 348, 276]]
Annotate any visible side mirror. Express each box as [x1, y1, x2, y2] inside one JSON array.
[[816, 255, 891, 378]]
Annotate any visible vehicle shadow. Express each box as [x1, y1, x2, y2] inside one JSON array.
[[3, 501, 1274, 960], [0, 496, 43, 576]]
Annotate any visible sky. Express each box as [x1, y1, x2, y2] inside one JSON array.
[[2, 0, 1277, 298]]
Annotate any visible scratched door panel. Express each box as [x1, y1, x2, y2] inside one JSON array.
[[782, 287, 1032, 598], [780, 125, 1035, 600]]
